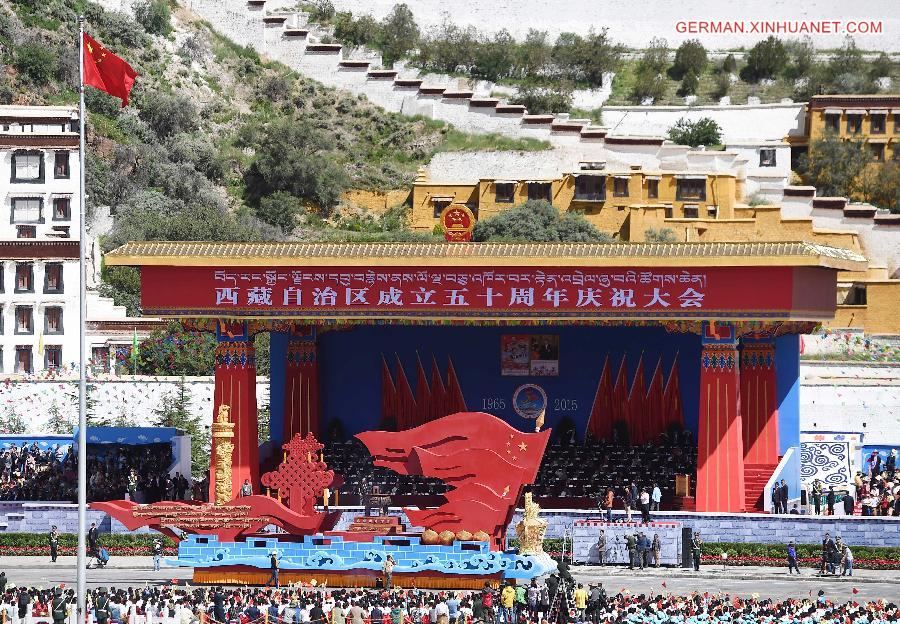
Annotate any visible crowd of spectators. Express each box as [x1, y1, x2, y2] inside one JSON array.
[[809, 449, 900, 517], [0, 442, 183, 503], [1, 581, 897, 624]]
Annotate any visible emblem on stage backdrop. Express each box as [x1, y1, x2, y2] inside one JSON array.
[[439, 205, 475, 242], [512, 384, 547, 420]]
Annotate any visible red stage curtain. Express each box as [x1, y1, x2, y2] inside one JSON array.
[[663, 355, 684, 431], [587, 354, 613, 440], [645, 357, 665, 443], [626, 354, 646, 444], [611, 354, 629, 436]]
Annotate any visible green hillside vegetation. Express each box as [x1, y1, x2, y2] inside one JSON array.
[[0, 0, 548, 314], [324, 3, 898, 111]]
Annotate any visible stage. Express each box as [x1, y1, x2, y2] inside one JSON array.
[[95, 240, 868, 585]]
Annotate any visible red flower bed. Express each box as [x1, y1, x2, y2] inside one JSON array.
[[700, 554, 900, 570], [5, 546, 178, 556]]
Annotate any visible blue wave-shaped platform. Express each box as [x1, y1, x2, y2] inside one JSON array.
[[171, 534, 556, 580]]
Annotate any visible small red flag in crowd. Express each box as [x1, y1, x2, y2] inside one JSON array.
[[852, 588, 860, 595], [82, 32, 137, 106]]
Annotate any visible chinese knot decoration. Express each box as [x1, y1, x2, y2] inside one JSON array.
[[261, 433, 333, 515]]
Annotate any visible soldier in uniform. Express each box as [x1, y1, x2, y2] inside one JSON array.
[[596, 529, 606, 566], [625, 533, 637, 570], [87, 522, 99, 558], [51, 587, 67, 624], [94, 587, 110, 624], [691, 531, 703, 571], [49, 525, 60, 563]]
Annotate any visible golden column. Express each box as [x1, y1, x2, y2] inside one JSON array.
[[212, 404, 235, 505]]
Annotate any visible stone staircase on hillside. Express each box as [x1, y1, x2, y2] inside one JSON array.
[[182, 0, 617, 145]]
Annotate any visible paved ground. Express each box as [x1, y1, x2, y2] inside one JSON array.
[[1, 558, 898, 603]]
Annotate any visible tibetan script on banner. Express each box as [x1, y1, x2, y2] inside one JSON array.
[[139, 264, 808, 318], [210, 268, 707, 311]]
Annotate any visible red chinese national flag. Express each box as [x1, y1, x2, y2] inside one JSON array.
[[83, 33, 137, 106]]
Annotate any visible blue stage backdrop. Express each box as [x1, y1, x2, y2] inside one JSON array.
[[269, 326, 800, 451]]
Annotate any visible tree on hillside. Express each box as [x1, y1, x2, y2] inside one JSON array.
[[670, 39, 707, 80], [472, 29, 516, 81], [857, 161, 900, 214], [740, 36, 787, 82], [243, 118, 348, 214], [677, 70, 700, 97], [333, 11, 379, 48], [666, 117, 722, 147], [133, 0, 171, 36], [471, 200, 615, 243], [306, 0, 336, 23], [256, 191, 305, 234], [798, 135, 872, 198], [721, 53, 737, 73], [630, 38, 669, 103], [14, 43, 58, 85], [516, 29, 553, 79], [783, 38, 815, 80], [152, 378, 210, 479], [869, 52, 894, 80], [376, 4, 420, 67], [137, 91, 199, 139], [640, 38, 669, 75], [511, 82, 573, 114], [552, 29, 624, 87]]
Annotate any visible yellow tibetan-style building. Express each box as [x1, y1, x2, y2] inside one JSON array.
[[790, 94, 900, 163], [409, 149, 900, 336]]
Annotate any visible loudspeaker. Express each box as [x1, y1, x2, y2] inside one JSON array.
[[800, 490, 807, 506], [681, 527, 693, 568]]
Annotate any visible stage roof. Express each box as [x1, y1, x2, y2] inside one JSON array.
[[106, 241, 866, 271]]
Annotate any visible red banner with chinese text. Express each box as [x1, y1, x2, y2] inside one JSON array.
[[139, 265, 833, 319]]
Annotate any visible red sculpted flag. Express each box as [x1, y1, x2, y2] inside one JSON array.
[[83, 33, 137, 106], [356, 412, 550, 541]]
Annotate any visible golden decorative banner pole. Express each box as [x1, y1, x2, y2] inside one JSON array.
[[515, 492, 548, 556], [212, 405, 235, 505]]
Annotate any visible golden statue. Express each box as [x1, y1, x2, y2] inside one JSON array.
[[212, 404, 235, 505], [515, 492, 548, 556]]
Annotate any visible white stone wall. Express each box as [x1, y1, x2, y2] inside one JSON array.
[[327, 0, 899, 51], [725, 143, 791, 197], [780, 196, 900, 278], [602, 103, 806, 143], [0, 375, 271, 432], [799, 362, 900, 447]]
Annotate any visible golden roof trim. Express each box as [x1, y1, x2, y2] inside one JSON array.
[[104, 241, 867, 271]]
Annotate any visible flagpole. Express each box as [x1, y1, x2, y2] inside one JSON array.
[[77, 15, 88, 623]]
